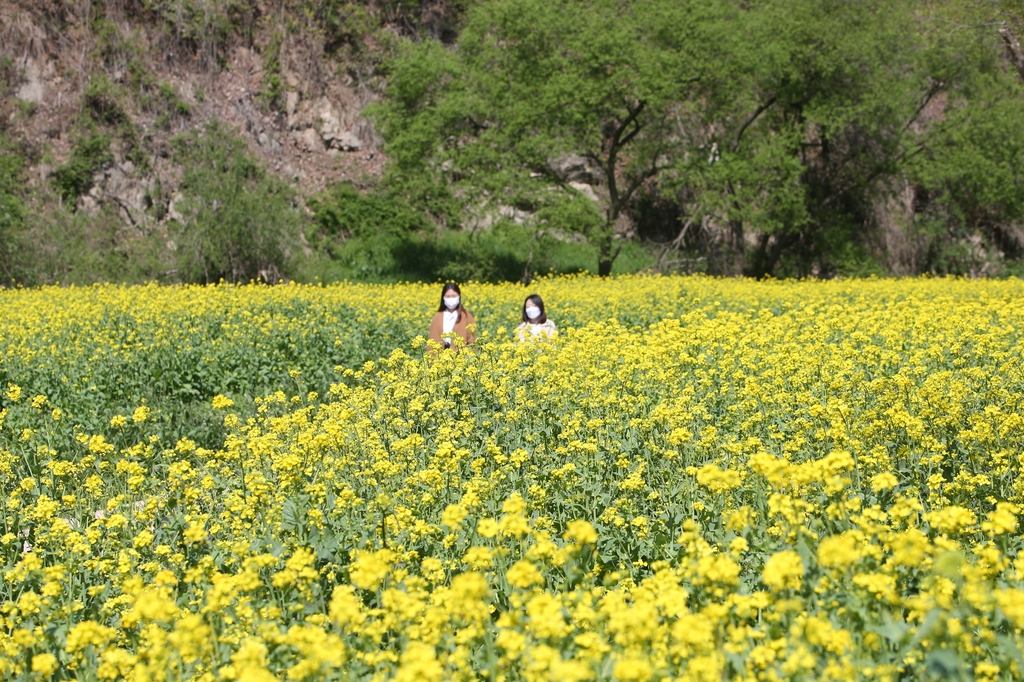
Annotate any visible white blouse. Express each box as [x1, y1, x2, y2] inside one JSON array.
[[516, 319, 557, 342], [442, 310, 459, 334]]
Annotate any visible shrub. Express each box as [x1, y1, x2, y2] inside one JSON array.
[[0, 132, 28, 283], [51, 130, 113, 203], [169, 120, 301, 283]]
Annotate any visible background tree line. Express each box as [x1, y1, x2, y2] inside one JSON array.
[[376, 0, 1024, 278], [2, 0, 1024, 284]]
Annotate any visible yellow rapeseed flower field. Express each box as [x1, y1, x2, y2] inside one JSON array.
[[3, 275, 1024, 680]]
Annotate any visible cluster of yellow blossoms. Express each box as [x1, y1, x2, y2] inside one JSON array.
[[2, 275, 1024, 680]]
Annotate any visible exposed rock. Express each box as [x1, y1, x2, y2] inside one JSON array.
[[318, 100, 343, 140], [875, 180, 918, 276], [314, 98, 364, 151], [2, 10, 387, 251], [538, 227, 587, 244], [569, 181, 600, 203], [16, 55, 53, 103], [77, 162, 155, 225], [299, 127, 322, 151], [281, 163, 306, 181], [335, 131, 362, 151], [549, 153, 597, 185], [257, 131, 282, 154], [464, 202, 533, 231], [168, 193, 186, 222]]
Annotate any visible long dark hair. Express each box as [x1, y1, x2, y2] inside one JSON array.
[[438, 282, 467, 322], [522, 294, 547, 324]]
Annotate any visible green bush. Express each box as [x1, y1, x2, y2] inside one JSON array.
[[169, 121, 302, 283], [81, 75, 129, 127], [52, 130, 113, 203], [0, 132, 28, 283], [309, 182, 432, 241], [295, 218, 655, 284], [258, 33, 285, 111]]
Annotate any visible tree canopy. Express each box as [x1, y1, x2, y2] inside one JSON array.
[[375, 0, 1024, 277]]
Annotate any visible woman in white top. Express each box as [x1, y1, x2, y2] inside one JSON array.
[[428, 282, 477, 351], [515, 294, 557, 343]]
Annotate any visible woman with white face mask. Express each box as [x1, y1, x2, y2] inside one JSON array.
[[515, 294, 557, 343], [428, 282, 477, 351]]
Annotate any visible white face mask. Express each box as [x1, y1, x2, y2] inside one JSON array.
[[444, 296, 460, 310], [525, 305, 541, 320]]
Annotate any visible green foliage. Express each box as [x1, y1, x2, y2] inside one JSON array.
[[0, 133, 28, 283], [909, 74, 1024, 241], [142, 0, 255, 71], [52, 130, 113, 203], [169, 121, 301, 283], [308, 182, 431, 242], [533, 192, 604, 237], [319, 1, 380, 50], [375, 0, 1024, 278], [296, 219, 654, 284], [7, 0, 1024, 282], [81, 75, 130, 128], [77, 74, 153, 170], [669, 0, 944, 276], [300, 179, 651, 283], [258, 32, 285, 112], [375, 0, 718, 274]]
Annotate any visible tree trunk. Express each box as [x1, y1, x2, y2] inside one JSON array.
[[729, 218, 745, 276], [1001, 23, 1024, 85], [596, 219, 615, 277]]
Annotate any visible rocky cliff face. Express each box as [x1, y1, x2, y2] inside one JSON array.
[[2, 1, 387, 231]]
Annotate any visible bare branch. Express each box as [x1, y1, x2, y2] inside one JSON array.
[[732, 95, 777, 153], [612, 100, 647, 149], [902, 79, 945, 135], [1001, 22, 1024, 84]]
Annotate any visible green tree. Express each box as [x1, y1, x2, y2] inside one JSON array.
[[906, 62, 1024, 273], [998, 0, 1024, 82], [0, 133, 28, 284], [375, 0, 723, 275], [170, 121, 301, 283], [671, 0, 953, 276]]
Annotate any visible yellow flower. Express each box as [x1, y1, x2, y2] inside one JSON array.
[[421, 557, 446, 582], [31, 653, 59, 676], [349, 549, 395, 591], [395, 642, 443, 682], [817, 533, 862, 569], [66, 621, 117, 654], [696, 463, 743, 492], [762, 550, 804, 591], [212, 395, 234, 410], [329, 585, 367, 630], [183, 522, 208, 544], [982, 503, 1018, 536], [994, 588, 1024, 628], [612, 656, 653, 681], [507, 560, 544, 589], [477, 518, 499, 538], [869, 472, 899, 492], [133, 529, 155, 548], [4, 383, 23, 402], [564, 519, 598, 546], [924, 506, 977, 534], [463, 546, 495, 570]]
